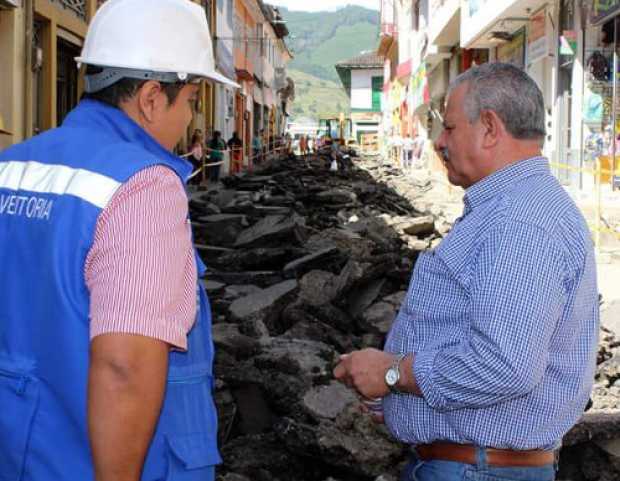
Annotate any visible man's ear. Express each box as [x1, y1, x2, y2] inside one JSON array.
[[136, 81, 166, 123], [480, 109, 503, 148]]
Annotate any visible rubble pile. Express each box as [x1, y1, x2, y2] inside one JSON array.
[[189, 154, 620, 481], [592, 319, 620, 412], [191, 155, 435, 480]]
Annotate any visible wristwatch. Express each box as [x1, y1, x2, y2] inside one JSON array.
[[385, 353, 407, 394]]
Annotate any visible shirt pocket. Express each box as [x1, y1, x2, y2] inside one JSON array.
[[0, 359, 40, 481], [165, 432, 221, 481]]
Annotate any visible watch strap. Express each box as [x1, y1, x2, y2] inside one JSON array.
[[388, 353, 407, 394]]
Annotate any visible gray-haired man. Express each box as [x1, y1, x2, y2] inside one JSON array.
[[334, 63, 599, 481]]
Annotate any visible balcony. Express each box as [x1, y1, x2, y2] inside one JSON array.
[[428, 0, 460, 48], [378, 0, 397, 56], [378, 22, 398, 56], [234, 45, 254, 81], [233, 19, 255, 82], [51, 0, 87, 20], [460, 0, 535, 48], [381, 22, 397, 37]]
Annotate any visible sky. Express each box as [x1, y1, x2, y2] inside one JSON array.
[[267, 0, 378, 12]]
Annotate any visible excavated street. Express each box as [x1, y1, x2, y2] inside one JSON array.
[[190, 152, 620, 481]]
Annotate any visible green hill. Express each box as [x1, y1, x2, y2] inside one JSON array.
[[280, 5, 379, 121], [282, 5, 379, 83], [288, 69, 349, 119]]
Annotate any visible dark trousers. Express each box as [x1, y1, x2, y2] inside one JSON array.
[[208, 164, 221, 183]]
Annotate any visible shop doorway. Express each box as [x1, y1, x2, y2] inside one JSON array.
[[57, 38, 80, 126], [583, 14, 620, 190], [557, 0, 575, 186]]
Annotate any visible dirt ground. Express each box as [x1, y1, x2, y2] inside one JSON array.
[[362, 159, 620, 332]]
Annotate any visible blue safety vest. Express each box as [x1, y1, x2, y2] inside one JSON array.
[[0, 100, 220, 481]]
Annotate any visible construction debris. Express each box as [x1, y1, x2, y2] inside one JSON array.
[[190, 154, 620, 481]]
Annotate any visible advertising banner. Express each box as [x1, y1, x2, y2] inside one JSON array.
[[409, 63, 430, 110], [528, 8, 548, 64]]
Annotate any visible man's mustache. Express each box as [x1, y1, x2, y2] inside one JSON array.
[[439, 147, 450, 163]]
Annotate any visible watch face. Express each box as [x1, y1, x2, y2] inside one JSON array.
[[385, 368, 398, 386]]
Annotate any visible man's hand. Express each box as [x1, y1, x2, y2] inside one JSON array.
[[334, 349, 422, 400], [88, 333, 169, 481], [333, 348, 394, 399]]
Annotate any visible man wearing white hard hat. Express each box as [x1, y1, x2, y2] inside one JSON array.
[[0, 0, 236, 479]]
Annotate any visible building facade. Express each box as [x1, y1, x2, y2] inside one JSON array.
[[335, 52, 384, 142], [0, 0, 100, 150], [0, 0, 293, 176], [232, 0, 292, 167], [377, 0, 619, 192]]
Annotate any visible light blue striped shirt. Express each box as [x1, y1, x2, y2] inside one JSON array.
[[384, 157, 599, 450]]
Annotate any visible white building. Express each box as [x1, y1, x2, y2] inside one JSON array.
[[335, 51, 384, 142], [376, 0, 619, 192], [215, 0, 240, 176]]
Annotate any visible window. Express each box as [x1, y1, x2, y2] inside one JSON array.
[[57, 39, 81, 125], [227, 0, 233, 27], [257, 23, 264, 57], [371, 76, 383, 111]]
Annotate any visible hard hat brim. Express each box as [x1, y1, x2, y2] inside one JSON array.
[[76, 57, 240, 89], [205, 70, 241, 89]]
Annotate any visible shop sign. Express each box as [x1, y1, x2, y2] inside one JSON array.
[[559, 30, 577, 56], [409, 63, 430, 109], [497, 28, 526, 69], [528, 8, 548, 64], [591, 0, 620, 25]]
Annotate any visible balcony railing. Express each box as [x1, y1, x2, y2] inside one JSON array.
[[52, 0, 87, 19]]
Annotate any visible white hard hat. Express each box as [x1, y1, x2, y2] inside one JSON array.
[[76, 0, 239, 92]]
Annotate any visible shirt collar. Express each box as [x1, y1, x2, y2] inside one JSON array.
[[463, 156, 550, 214], [62, 99, 193, 181]]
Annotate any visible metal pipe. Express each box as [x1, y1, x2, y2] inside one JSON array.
[[24, 0, 33, 139], [614, 17, 618, 189]]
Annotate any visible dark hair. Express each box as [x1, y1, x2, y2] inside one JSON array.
[[450, 62, 546, 142], [81, 65, 184, 108], [190, 133, 201, 145]]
